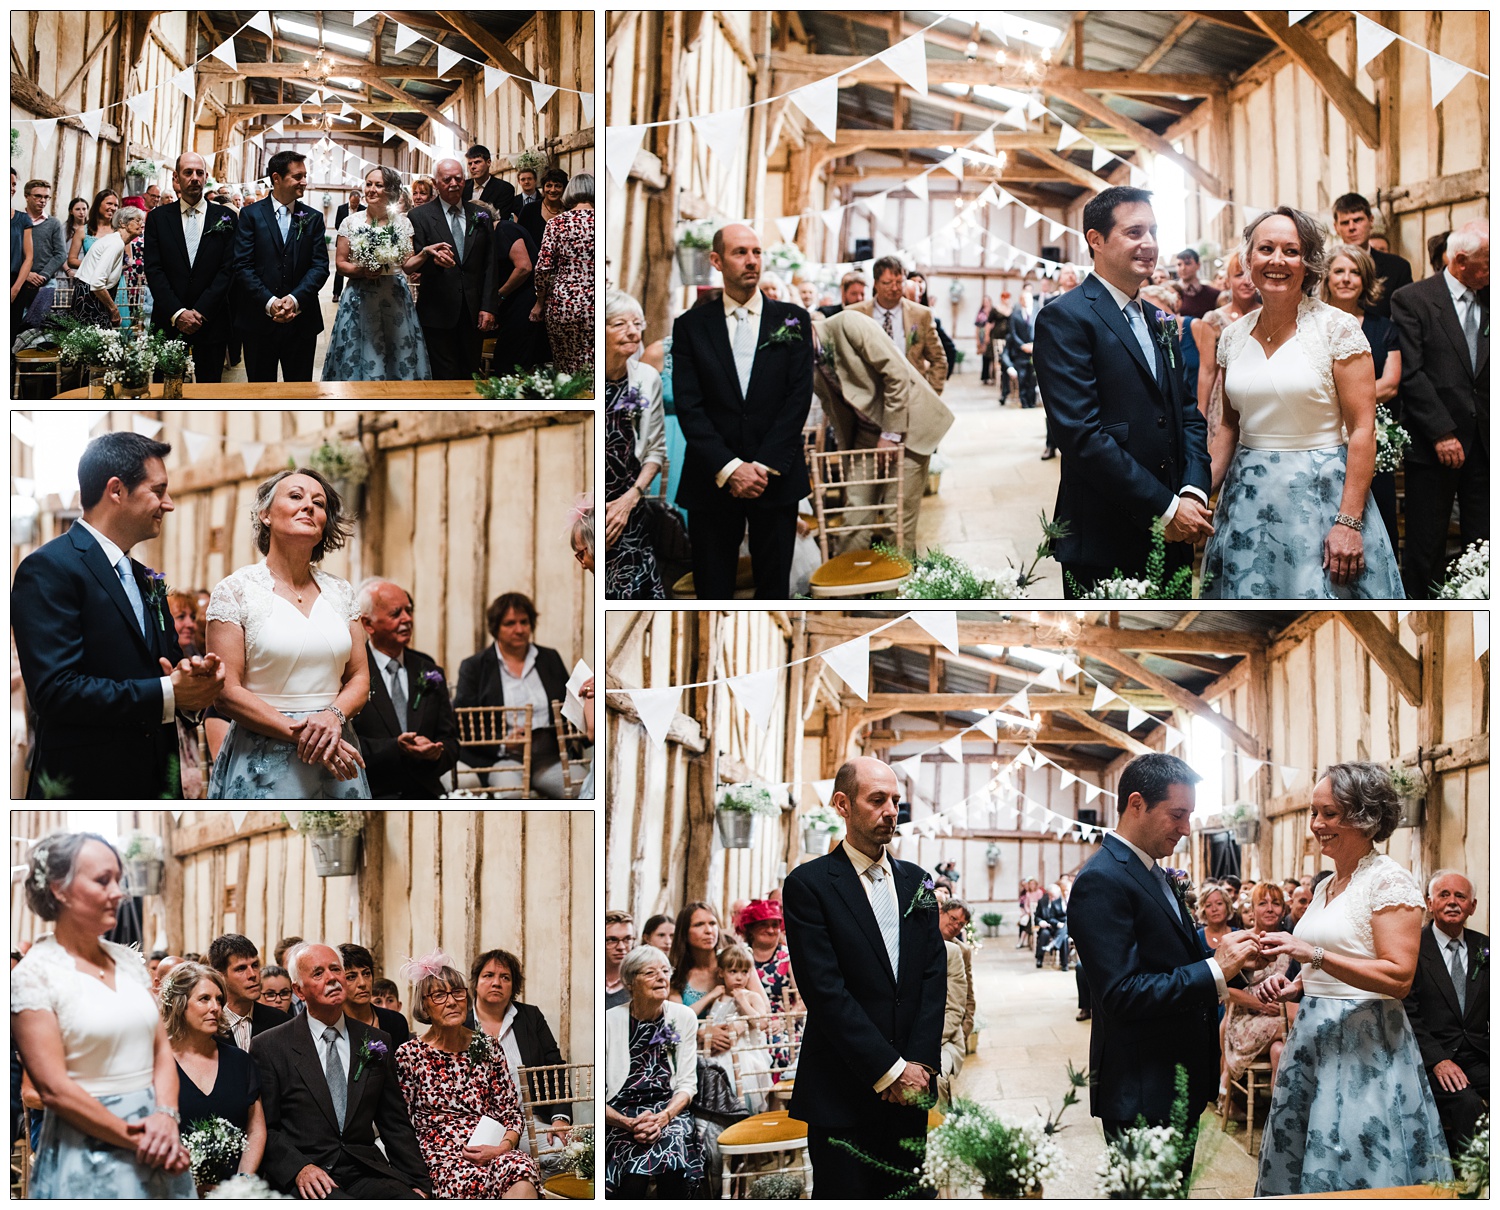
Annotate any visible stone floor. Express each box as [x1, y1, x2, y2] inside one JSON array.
[[917, 360, 1065, 597], [952, 925, 1259, 1198], [210, 292, 341, 384]]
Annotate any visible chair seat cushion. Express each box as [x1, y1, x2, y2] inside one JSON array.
[[717, 1110, 809, 1147], [809, 549, 911, 589]]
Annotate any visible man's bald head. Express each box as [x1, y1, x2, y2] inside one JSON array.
[[831, 756, 901, 858], [711, 223, 763, 304]]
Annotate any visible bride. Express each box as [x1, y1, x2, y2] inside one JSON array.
[[1201, 207, 1403, 598], [205, 468, 371, 798], [321, 165, 431, 382]]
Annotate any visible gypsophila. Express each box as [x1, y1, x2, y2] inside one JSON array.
[[1097, 1124, 1184, 1198], [1436, 540, 1488, 600]]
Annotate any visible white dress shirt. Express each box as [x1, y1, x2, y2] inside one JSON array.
[[714, 289, 767, 488], [1094, 274, 1209, 525], [74, 518, 175, 724], [495, 643, 554, 736], [224, 1004, 253, 1052], [840, 840, 909, 1093], [307, 1009, 351, 1092], [1109, 830, 1227, 1000]]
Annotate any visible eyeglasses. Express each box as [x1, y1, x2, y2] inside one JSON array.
[[260, 989, 292, 1002], [427, 988, 469, 1006], [573, 547, 591, 565]]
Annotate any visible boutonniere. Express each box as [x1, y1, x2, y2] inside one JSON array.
[[906, 326, 920, 349], [758, 315, 804, 350], [351, 1035, 388, 1082], [289, 209, 314, 240], [208, 213, 236, 236], [141, 567, 169, 632], [1473, 946, 1489, 982], [648, 1019, 682, 1048], [411, 667, 445, 710], [465, 1030, 498, 1065], [1163, 866, 1192, 908], [466, 209, 491, 237], [1153, 311, 1178, 368], [904, 876, 939, 918], [607, 384, 647, 417]]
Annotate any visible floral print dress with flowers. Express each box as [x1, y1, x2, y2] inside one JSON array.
[[604, 377, 665, 600], [535, 207, 594, 373], [605, 1016, 704, 1192], [394, 1033, 541, 1198], [321, 211, 431, 382]]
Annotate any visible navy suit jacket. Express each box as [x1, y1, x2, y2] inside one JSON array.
[[1067, 834, 1221, 1124], [142, 200, 237, 341], [11, 524, 185, 798], [1034, 273, 1210, 569], [1006, 305, 1035, 363], [783, 845, 947, 1131], [231, 196, 330, 339], [1403, 926, 1489, 1072]]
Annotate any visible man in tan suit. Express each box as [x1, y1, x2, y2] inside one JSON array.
[[811, 307, 955, 553], [848, 255, 948, 394]]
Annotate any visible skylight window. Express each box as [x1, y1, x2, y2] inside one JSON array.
[[275, 18, 371, 55]]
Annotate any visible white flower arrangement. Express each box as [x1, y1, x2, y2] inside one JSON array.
[[1074, 576, 1158, 600], [921, 1102, 1061, 1198], [202, 1173, 291, 1200], [802, 804, 845, 836], [1098, 1124, 1184, 1198], [559, 1124, 594, 1181], [1373, 404, 1411, 473], [1436, 539, 1488, 599]]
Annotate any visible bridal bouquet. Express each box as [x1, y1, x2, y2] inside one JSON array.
[[1435, 539, 1488, 599], [183, 1116, 247, 1188], [1373, 404, 1412, 473], [349, 224, 405, 275]]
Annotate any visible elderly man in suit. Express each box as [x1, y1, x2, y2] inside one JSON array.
[[810, 306, 954, 554], [848, 256, 947, 394], [1403, 869, 1489, 1149], [784, 757, 947, 1197], [1392, 221, 1488, 598], [352, 579, 460, 798]]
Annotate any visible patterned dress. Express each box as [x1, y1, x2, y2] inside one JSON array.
[[394, 1034, 541, 1198], [604, 377, 665, 600], [535, 207, 594, 373], [605, 1016, 703, 1193], [321, 211, 431, 382], [753, 942, 794, 1013], [1222, 951, 1293, 1080]]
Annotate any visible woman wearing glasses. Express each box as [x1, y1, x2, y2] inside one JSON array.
[[603, 287, 666, 600], [257, 966, 294, 1013]]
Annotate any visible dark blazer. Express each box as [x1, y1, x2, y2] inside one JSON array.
[[463, 175, 516, 216], [508, 190, 539, 222], [352, 643, 460, 799], [1403, 926, 1489, 1072], [371, 1004, 412, 1050], [1067, 834, 1221, 1124], [231, 195, 330, 339], [142, 200, 237, 341], [516, 199, 550, 248], [407, 197, 499, 329], [1392, 272, 1489, 463], [670, 297, 815, 510], [1368, 247, 1414, 321], [508, 1001, 572, 1120], [333, 200, 363, 233], [248, 1000, 293, 1041], [783, 845, 947, 1132], [454, 643, 569, 768], [1033, 273, 1211, 569], [817, 303, 844, 318], [1006, 304, 1036, 364], [250, 1015, 431, 1197], [12, 524, 185, 799]]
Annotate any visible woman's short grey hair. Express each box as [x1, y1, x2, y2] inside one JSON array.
[[113, 205, 145, 231], [411, 964, 468, 1025], [605, 287, 644, 327], [562, 173, 594, 210], [1322, 243, 1384, 310], [160, 962, 227, 1044], [24, 831, 123, 922], [570, 499, 594, 558], [250, 467, 354, 563], [1242, 206, 1330, 297], [1322, 761, 1402, 843], [619, 944, 671, 990]]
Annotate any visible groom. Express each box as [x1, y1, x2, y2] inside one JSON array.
[[1034, 187, 1213, 596], [232, 150, 329, 382], [1068, 753, 1264, 1180], [11, 433, 224, 798]]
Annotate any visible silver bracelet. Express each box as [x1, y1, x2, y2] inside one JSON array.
[[1333, 513, 1364, 531], [1310, 945, 1325, 971], [154, 1106, 180, 1124], [323, 704, 347, 727]]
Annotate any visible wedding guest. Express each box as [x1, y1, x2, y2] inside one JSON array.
[[509, 167, 540, 220], [518, 168, 567, 247], [1332, 192, 1413, 321], [1034, 883, 1070, 970], [758, 270, 787, 302], [11, 832, 195, 1196], [271, 938, 302, 969], [258, 965, 293, 1013], [161, 962, 266, 1190], [641, 915, 674, 953], [741, 899, 796, 1013], [1427, 232, 1450, 276], [208, 934, 291, 1051], [205, 468, 371, 797], [819, 270, 866, 318], [371, 979, 404, 1016], [409, 176, 434, 208], [10, 170, 35, 324], [149, 950, 170, 991], [407, 157, 498, 381], [462, 143, 517, 216], [603, 287, 665, 599], [67, 188, 118, 273], [1219, 883, 1297, 1107], [167, 590, 202, 658], [531, 173, 594, 373], [1196, 884, 1239, 962], [394, 953, 540, 1198], [330, 187, 363, 302], [472, 949, 573, 1148], [1005, 285, 1037, 409], [63, 196, 89, 264], [20, 180, 66, 318], [1017, 877, 1043, 948], [72, 205, 144, 327], [606, 911, 636, 1011], [144, 184, 162, 211], [796, 280, 820, 310], [604, 946, 700, 1197], [570, 495, 595, 574], [1286, 884, 1313, 929], [1193, 249, 1260, 441], [940, 898, 975, 1047], [1174, 247, 1219, 318], [338, 944, 412, 1048], [487, 213, 545, 371], [668, 901, 724, 1017], [848, 256, 947, 393]]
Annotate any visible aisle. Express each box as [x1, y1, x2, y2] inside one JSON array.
[[954, 924, 1257, 1198], [917, 362, 1065, 597], [212, 291, 340, 386]]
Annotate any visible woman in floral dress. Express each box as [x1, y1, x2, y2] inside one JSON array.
[[394, 954, 541, 1199], [531, 174, 594, 374], [603, 288, 665, 599]]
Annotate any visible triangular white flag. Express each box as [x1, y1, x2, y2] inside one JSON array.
[[125, 89, 156, 123], [973, 713, 998, 741], [727, 668, 780, 734], [1288, 10, 1313, 25], [821, 203, 843, 232], [1354, 14, 1398, 70], [529, 81, 560, 111], [1162, 723, 1184, 751], [605, 124, 646, 189], [77, 109, 105, 139], [1027, 96, 1048, 120], [240, 441, 267, 476], [1092, 681, 1118, 711], [1201, 197, 1228, 223], [821, 636, 870, 701], [1001, 105, 1029, 131], [581, 93, 595, 124], [247, 10, 274, 38], [359, 113, 374, 129], [393, 22, 421, 55], [811, 778, 836, 807], [630, 687, 681, 746], [905, 172, 928, 202], [269, 120, 285, 135], [1059, 656, 1081, 681], [790, 75, 839, 142], [437, 44, 466, 79], [288, 105, 304, 123], [1024, 207, 1043, 229], [131, 415, 164, 439], [247, 131, 264, 149], [774, 214, 801, 243], [1056, 122, 1084, 152], [182, 429, 216, 463], [939, 737, 965, 765], [31, 118, 58, 147], [171, 67, 197, 100], [1428, 51, 1469, 107], [939, 153, 965, 180], [210, 37, 237, 72], [1033, 666, 1061, 691], [1126, 705, 1149, 732], [1020, 744, 1039, 768], [690, 107, 747, 163], [383, 124, 401, 143], [1060, 769, 1077, 789], [896, 755, 924, 783], [1278, 765, 1301, 791], [1239, 756, 1266, 785], [483, 65, 509, 97], [1091, 142, 1114, 172], [1085, 782, 1103, 803], [352, 10, 378, 26], [972, 127, 997, 156], [878, 34, 929, 95], [1048, 219, 1068, 243], [230, 811, 248, 832], [911, 611, 959, 654], [1005, 688, 1030, 717]]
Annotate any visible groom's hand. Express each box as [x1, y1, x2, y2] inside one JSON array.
[[1164, 496, 1215, 544], [726, 463, 768, 499], [880, 1061, 931, 1105], [1215, 930, 1265, 980], [161, 656, 224, 711]]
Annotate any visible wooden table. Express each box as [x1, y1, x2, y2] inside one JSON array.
[[54, 381, 492, 400]]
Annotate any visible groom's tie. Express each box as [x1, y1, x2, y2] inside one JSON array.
[[276, 203, 290, 243], [1125, 300, 1158, 372], [1151, 863, 1182, 923], [866, 863, 901, 980], [115, 556, 146, 636]]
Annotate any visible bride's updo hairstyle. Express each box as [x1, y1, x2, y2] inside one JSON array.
[[251, 467, 355, 563], [24, 831, 123, 921], [1241, 206, 1330, 298], [1322, 761, 1402, 843], [366, 164, 402, 206]]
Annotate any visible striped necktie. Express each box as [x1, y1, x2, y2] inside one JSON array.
[[866, 863, 901, 979]]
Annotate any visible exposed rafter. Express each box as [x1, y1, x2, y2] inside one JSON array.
[[1078, 646, 1262, 757], [1245, 11, 1379, 149], [1336, 614, 1422, 706], [769, 52, 1225, 97]]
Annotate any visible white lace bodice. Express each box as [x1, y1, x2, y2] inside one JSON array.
[[10, 936, 159, 1095], [207, 563, 361, 710], [1217, 296, 1371, 451], [337, 210, 415, 260], [1296, 850, 1425, 1000]]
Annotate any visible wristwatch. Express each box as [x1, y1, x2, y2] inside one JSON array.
[[1310, 945, 1325, 972]]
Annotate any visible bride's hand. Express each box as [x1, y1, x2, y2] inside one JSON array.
[[1323, 521, 1365, 585], [321, 739, 367, 781], [291, 710, 343, 764]]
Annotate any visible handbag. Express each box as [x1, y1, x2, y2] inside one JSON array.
[[637, 495, 692, 580], [691, 1056, 748, 1126]]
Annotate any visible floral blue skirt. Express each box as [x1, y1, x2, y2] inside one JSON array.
[[208, 710, 371, 799], [320, 273, 431, 382], [1256, 996, 1452, 1195], [30, 1084, 198, 1199], [1202, 445, 1404, 599]]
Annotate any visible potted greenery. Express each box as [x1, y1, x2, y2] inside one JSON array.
[[675, 220, 716, 285], [125, 158, 160, 197], [749, 1173, 804, 1198], [298, 811, 365, 876], [980, 911, 1003, 938], [156, 336, 195, 399], [801, 804, 844, 854], [122, 831, 166, 896], [1225, 801, 1260, 846], [513, 147, 550, 176], [303, 439, 370, 503], [985, 841, 1002, 869], [766, 242, 805, 275], [1389, 763, 1427, 828], [921, 1099, 1060, 1198], [715, 781, 779, 849]]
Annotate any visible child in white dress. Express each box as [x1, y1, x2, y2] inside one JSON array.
[[703, 944, 774, 1114]]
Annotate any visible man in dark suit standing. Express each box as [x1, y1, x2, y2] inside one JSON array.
[[251, 943, 431, 1200], [232, 150, 329, 382], [818, 270, 867, 319], [509, 166, 540, 221], [1007, 286, 1039, 411], [1068, 753, 1263, 1182], [330, 187, 363, 302], [671, 222, 814, 599], [352, 579, 459, 798], [1333, 193, 1413, 321], [1034, 186, 1213, 596], [784, 757, 947, 1198], [1403, 869, 1489, 1148], [209, 933, 292, 1051], [407, 157, 498, 381], [143, 152, 237, 384], [461, 143, 516, 216], [1392, 221, 1489, 597], [10, 432, 224, 798]]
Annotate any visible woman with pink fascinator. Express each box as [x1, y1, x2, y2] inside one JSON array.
[[393, 950, 541, 1199]]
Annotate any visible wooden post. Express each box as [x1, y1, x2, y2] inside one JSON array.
[[783, 614, 808, 878], [1415, 614, 1445, 882], [357, 812, 387, 971], [163, 812, 186, 954], [684, 611, 720, 902]]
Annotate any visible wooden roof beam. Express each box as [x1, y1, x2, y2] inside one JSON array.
[[1078, 645, 1263, 757], [1138, 15, 1197, 73], [827, 127, 1136, 150], [199, 62, 452, 81], [1045, 83, 1223, 195], [1336, 613, 1422, 706], [1057, 708, 1154, 756], [770, 53, 1225, 98], [802, 616, 1266, 655], [432, 12, 538, 82], [829, 165, 1075, 184], [1245, 12, 1379, 149], [864, 690, 1173, 713], [1028, 147, 1109, 194]]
